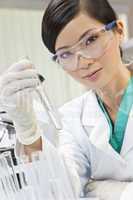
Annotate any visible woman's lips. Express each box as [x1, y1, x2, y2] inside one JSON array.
[[82, 68, 103, 81]]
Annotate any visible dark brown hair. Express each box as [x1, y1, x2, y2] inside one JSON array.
[[41, 0, 123, 57]]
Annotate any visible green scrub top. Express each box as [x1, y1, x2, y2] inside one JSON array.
[[96, 77, 133, 154]]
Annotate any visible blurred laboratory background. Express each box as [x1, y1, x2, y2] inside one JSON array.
[[0, 0, 133, 107], [0, 2, 133, 199]]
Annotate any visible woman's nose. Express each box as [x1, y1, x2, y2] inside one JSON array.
[[77, 54, 95, 70]]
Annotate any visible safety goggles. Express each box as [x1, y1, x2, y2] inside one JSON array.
[[52, 21, 117, 71]]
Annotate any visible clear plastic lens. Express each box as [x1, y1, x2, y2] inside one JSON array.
[[85, 34, 99, 46], [57, 29, 113, 71], [60, 51, 73, 59], [82, 31, 111, 58]]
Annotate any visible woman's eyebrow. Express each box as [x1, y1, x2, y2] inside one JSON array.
[[56, 28, 95, 52], [78, 28, 95, 41]]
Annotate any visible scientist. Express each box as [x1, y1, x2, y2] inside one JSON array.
[[0, 0, 133, 199]]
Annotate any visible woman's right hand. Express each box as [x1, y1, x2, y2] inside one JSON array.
[[0, 59, 41, 145]]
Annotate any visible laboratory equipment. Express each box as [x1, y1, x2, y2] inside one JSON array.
[[0, 73, 98, 200], [0, 112, 17, 166], [0, 149, 81, 200], [36, 74, 62, 131]]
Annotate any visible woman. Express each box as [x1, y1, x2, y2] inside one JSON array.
[[0, 0, 133, 199]]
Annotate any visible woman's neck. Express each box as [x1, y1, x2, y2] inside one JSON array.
[[96, 64, 131, 113]]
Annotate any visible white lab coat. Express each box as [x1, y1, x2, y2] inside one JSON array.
[[16, 65, 133, 200], [58, 90, 133, 199]]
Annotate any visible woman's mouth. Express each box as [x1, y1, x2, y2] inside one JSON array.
[[82, 68, 103, 82]]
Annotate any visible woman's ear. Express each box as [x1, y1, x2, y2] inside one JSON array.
[[115, 20, 125, 42]]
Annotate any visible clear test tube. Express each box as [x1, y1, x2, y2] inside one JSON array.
[[17, 155, 37, 200], [16, 158, 27, 189], [45, 145, 76, 200], [0, 166, 9, 200], [0, 154, 16, 200], [36, 74, 62, 132], [15, 157, 37, 200], [19, 154, 42, 200], [31, 151, 55, 200], [3, 151, 19, 191]]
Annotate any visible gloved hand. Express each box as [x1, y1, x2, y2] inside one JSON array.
[[0, 59, 41, 145]]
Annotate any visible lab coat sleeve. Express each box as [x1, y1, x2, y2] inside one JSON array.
[[57, 129, 91, 197]]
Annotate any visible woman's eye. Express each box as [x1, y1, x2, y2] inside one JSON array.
[[86, 35, 99, 45], [60, 51, 72, 59]]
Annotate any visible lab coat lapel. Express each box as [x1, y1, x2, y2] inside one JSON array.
[[81, 91, 123, 161], [121, 105, 133, 156], [81, 91, 110, 148]]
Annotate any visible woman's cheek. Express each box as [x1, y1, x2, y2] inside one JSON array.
[[99, 40, 120, 75]]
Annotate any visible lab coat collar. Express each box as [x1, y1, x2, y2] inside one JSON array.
[[81, 90, 107, 127], [81, 90, 102, 126]]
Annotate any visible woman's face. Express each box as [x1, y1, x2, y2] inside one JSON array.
[[55, 13, 123, 90]]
